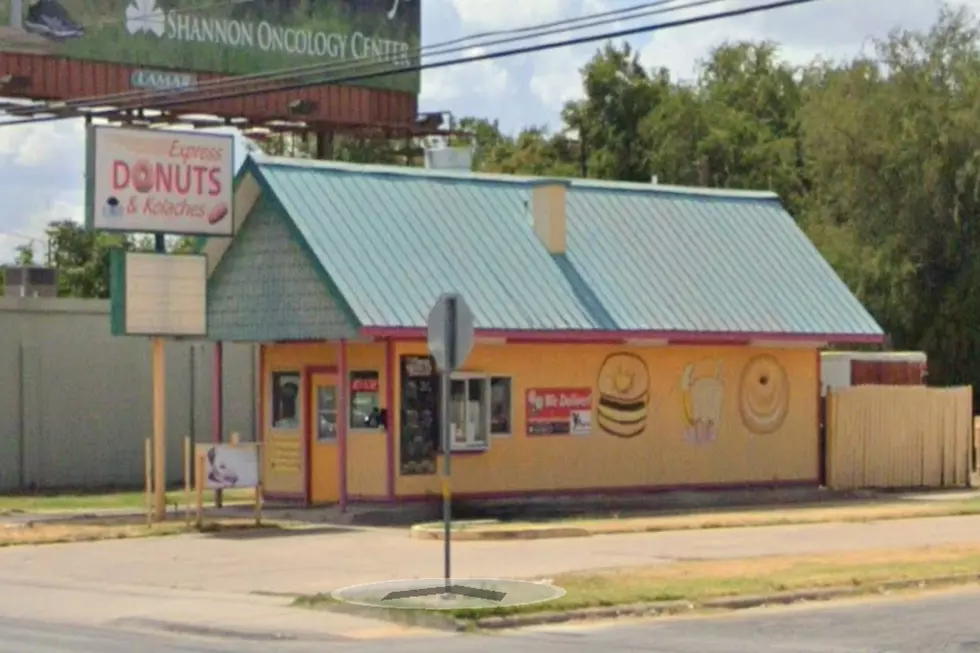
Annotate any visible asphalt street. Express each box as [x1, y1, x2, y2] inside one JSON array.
[[2, 587, 979, 653]]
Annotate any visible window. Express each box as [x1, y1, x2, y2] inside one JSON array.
[[447, 375, 513, 451], [489, 377, 512, 435], [317, 386, 338, 441], [271, 372, 301, 430], [349, 371, 382, 429]]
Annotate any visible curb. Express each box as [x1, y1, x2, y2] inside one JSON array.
[[410, 524, 592, 541], [320, 600, 469, 632], [313, 573, 980, 631], [467, 573, 980, 629], [407, 505, 980, 541]]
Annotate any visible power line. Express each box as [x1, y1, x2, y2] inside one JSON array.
[[1, 0, 824, 128], [3, 0, 716, 119]]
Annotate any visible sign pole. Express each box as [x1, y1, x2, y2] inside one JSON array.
[[426, 292, 474, 599], [152, 335, 166, 521], [441, 295, 457, 595], [152, 233, 167, 522]]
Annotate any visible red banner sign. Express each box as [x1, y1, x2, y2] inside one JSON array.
[[526, 388, 593, 435], [351, 374, 380, 393]]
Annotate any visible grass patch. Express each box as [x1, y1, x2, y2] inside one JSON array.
[[453, 545, 980, 619], [295, 545, 980, 625], [0, 517, 288, 547], [0, 489, 254, 515], [418, 497, 980, 538]]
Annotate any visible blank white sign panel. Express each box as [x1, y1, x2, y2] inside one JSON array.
[[125, 253, 206, 336]]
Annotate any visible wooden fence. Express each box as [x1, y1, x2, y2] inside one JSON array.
[[825, 385, 973, 490]]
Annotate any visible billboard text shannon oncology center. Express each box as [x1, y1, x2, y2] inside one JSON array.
[[0, 0, 421, 94]]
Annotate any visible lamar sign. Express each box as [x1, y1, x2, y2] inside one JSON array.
[[85, 125, 235, 236], [0, 0, 421, 94]]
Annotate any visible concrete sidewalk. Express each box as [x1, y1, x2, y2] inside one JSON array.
[[0, 572, 441, 642], [1, 514, 979, 596]]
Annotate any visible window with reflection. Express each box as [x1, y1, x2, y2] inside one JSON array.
[[317, 385, 338, 442], [489, 377, 512, 435], [350, 371, 382, 429], [448, 376, 488, 451], [271, 372, 301, 430]]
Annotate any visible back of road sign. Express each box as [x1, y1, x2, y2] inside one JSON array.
[[426, 293, 474, 371]]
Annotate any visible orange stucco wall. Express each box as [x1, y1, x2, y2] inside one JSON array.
[[392, 342, 819, 498], [261, 342, 388, 502], [260, 340, 819, 504]]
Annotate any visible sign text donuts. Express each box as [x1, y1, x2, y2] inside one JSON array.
[[86, 125, 235, 236]]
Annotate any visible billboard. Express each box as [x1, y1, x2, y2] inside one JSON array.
[[86, 124, 234, 236], [0, 0, 420, 94], [109, 251, 207, 337]]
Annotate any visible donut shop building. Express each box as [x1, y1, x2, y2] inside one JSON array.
[[202, 156, 884, 506]]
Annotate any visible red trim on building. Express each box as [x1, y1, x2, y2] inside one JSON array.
[[384, 338, 396, 500], [337, 342, 349, 513], [360, 327, 883, 345]]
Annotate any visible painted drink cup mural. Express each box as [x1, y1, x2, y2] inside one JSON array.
[[681, 361, 724, 445], [0, 0, 420, 94]]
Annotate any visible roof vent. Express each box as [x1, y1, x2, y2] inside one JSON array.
[[423, 146, 473, 171], [531, 182, 567, 255]]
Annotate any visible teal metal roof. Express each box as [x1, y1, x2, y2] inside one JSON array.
[[246, 156, 883, 339]]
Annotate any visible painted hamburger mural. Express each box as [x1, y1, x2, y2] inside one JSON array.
[[595, 353, 650, 438]]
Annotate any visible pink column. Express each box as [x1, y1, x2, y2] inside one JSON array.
[[337, 340, 349, 512]]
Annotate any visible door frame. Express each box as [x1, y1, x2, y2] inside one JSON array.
[[303, 364, 340, 505]]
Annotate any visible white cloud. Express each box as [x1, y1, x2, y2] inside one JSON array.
[[449, 0, 576, 31], [528, 46, 587, 117], [421, 46, 509, 105], [0, 117, 84, 167], [639, 0, 959, 81]]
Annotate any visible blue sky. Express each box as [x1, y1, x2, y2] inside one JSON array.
[[0, 0, 965, 262]]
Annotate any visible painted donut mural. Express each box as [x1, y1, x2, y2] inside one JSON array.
[[738, 355, 790, 434], [596, 353, 650, 438]]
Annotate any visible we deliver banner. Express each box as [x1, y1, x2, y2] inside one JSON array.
[[86, 125, 234, 236]]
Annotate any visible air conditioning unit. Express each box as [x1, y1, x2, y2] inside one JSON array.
[[423, 146, 474, 172], [4, 266, 58, 298]]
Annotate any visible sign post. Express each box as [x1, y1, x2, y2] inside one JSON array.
[[426, 293, 474, 596], [152, 233, 166, 521], [87, 124, 233, 524]]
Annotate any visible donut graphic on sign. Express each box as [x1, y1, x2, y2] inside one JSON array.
[[595, 353, 650, 438]]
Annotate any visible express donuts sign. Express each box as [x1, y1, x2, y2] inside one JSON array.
[[86, 125, 234, 236]]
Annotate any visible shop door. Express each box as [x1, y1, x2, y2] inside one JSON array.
[[309, 372, 340, 503]]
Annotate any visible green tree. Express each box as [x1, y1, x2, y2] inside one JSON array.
[[45, 220, 128, 299], [798, 5, 980, 388], [14, 243, 35, 266], [564, 42, 667, 182]]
